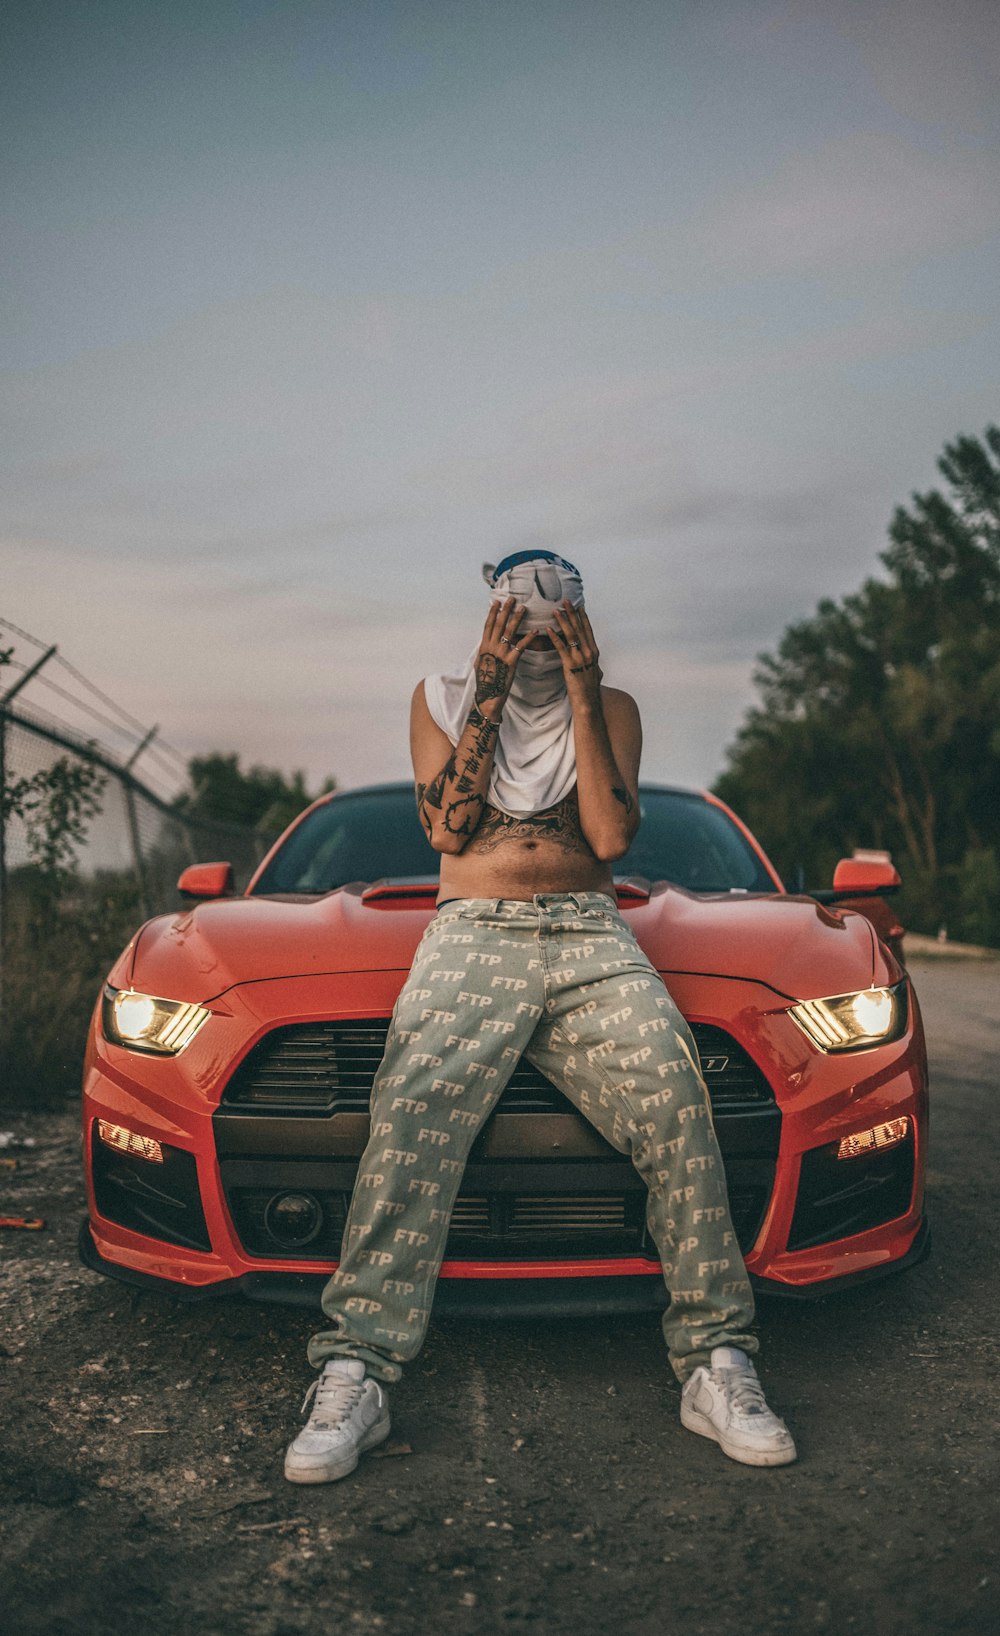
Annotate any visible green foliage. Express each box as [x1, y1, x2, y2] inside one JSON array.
[[957, 847, 1000, 948], [3, 754, 108, 896], [1, 868, 142, 1107], [1, 645, 116, 1102], [714, 425, 1000, 945], [172, 751, 336, 839]]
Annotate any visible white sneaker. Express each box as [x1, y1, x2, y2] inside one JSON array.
[[284, 1357, 391, 1484], [680, 1346, 797, 1467]]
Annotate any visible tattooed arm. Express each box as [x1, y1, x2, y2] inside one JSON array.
[[549, 601, 642, 861], [410, 597, 534, 854], [411, 695, 502, 854]]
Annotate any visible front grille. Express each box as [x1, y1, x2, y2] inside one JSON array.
[[448, 1194, 634, 1239], [221, 1018, 775, 1114], [690, 1024, 774, 1107], [222, 1023, 383, 1113], [220, 1166, 771, 1261], [217, 1019, 778, 1264]]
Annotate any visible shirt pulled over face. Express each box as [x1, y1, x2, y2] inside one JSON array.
[[422, 554, 585, 818], [484, 555, 585, 632]]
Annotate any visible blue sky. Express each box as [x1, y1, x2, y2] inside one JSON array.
[[3, 0, 998, 798]]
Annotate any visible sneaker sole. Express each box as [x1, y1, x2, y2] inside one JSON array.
[[680, 1402, 797, 1467], [284, 1410, 392, 1484]]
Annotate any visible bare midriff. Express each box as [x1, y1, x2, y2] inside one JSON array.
[[436, 786, 616, 904]]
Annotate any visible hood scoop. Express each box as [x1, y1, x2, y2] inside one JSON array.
[[357, 876, 652, 910], [359, 879, 440, 910], [615, 876, 651, 903]]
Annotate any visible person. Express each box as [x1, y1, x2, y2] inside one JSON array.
[[284, 551, 796, 1483]]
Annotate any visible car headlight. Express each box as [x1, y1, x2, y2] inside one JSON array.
[[789, 979, 908, 1052], [101, 985, 210, 1055]]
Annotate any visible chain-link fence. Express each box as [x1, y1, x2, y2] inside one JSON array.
[[0, 704, 267, 1106]]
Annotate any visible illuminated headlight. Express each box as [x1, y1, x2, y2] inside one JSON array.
[[789, 980, 908, 1052], [101, 985, 210, 1055]]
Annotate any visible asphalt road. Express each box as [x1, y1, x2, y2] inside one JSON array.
[[1, 956, 998, 1636]]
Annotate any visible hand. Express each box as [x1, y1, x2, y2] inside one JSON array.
[[549, 600, 603, 705], [475, 597, 535, 714]]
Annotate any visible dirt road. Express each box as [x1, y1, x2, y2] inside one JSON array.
[[1, 958, 997, 1636]]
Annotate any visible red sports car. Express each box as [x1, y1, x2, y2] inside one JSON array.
[[79, 782, 929, 1314]]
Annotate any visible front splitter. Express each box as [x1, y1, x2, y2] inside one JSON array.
[[79, 1215, 931, 1315]]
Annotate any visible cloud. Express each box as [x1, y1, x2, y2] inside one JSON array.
[[826, 0, 1000, 132], [684, 129, 1000, 279]]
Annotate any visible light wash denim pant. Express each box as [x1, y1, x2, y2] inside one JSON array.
[[308, 892, 757, 1383]]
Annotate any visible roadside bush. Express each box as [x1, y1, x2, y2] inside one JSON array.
[[0, 868, 141, 1109], [956, 846, 1000, 949]]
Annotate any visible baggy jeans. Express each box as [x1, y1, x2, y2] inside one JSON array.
[[307, 892, 757, 1384]]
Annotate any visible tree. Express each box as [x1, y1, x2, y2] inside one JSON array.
[[172, 752, 336, 839], [714, 426, 1000, 942]]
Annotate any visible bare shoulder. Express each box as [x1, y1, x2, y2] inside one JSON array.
[[599, 686, 642, 784], [602, 687, 641, 746], [600, 686, 642, 732], [411, 678, 443, 731], [410, 679, 453, 781]]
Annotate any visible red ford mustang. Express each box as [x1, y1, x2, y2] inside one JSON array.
[[79, 782, 929, 1314]]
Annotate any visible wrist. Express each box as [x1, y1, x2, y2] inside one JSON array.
[[471, 699, 504, 726], [567, 689, 603, 719]]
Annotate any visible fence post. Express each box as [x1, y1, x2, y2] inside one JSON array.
[[0, 707, 6, 1042], [123, 776, 152, 923], [0, 645, 58, 1044]]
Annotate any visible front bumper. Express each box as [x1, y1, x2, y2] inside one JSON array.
[[80, 970, 930, 1310]]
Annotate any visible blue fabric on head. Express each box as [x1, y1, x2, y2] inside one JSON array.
[[489, 549, 580, 583]]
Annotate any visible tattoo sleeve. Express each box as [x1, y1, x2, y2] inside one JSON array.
[[415, 780, 432, 839], [416, 703, 501, 852]]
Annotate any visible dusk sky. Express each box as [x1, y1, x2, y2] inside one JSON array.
[[3, 0, 999, 802]]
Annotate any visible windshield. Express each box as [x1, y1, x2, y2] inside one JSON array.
[[250, 787, 779, 897]]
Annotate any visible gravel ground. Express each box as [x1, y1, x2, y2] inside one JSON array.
[[1, 957, 998, 1636]]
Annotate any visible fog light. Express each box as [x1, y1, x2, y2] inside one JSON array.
[[264, 1191, 323, 1247], [97, 1119, 163, 1164], [836, 1116, 909, 1161]]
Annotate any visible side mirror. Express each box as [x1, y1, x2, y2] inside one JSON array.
[[177, 862, 235, 899], [832, 858, 901, 894]]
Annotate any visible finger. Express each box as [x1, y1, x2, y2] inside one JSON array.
[[579, 608, 597, 647], [494, 595, 518, 638], [498, 602, 527, 651], [483, 600, 500, 638], [554, 603, 586, 652], [505, 606, 529, 648]]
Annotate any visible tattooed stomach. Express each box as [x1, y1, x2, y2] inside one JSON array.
[[437, 789, 616, 901]]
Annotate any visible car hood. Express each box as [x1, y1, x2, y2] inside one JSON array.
[[127, 884, 879, 1005], [627, 887, 878, 996]]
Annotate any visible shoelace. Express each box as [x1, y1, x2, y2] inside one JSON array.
[[300, 1369, 367, 1428], [715, 1366, 769, 1418]]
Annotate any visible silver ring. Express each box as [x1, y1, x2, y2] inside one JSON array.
[[571, 640, 581, 648]]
